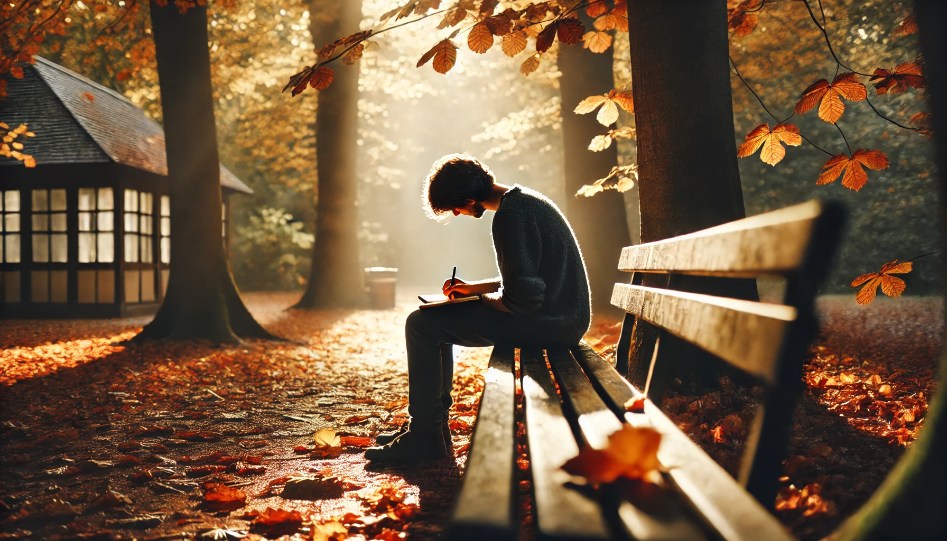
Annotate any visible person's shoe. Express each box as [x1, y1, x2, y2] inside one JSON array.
[[375, 421, 453, 454], [374, 421, 409, 446], [364, 426, 449, 464]]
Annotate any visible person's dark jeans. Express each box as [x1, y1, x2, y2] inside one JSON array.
[[405, 301, 545, 431]]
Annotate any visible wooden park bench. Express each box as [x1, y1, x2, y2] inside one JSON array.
[[447, 200, 844, 540]]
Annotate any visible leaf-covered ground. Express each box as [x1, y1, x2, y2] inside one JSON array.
[[0, 291, 492, 540], [1, 293, 941, 541]]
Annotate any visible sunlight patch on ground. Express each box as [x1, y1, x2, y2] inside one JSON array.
[[0, 330, 138, 385]]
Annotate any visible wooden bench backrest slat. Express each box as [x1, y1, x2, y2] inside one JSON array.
[[618, 200, 821, 276], [610, 283, 794, 385], [571, 345, 794, 541], [520, 349, 611, 540], [549, 348, 708, 541], [447, 347, 517, 541]]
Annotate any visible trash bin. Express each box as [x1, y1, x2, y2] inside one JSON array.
[[364, 267, 398, 309]]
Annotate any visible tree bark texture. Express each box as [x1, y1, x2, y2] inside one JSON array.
[[623, 0, 754, 389], [558, 9, 631, 317], [835, 2, 947, 538], [296, 0, 367, 309], [138, 1, 272, 343]]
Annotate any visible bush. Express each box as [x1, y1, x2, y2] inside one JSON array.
[[231, 208, 314, 291]]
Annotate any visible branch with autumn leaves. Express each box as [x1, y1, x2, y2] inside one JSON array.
[[726, 0, 933, 302], [283, 0, 637, 195]]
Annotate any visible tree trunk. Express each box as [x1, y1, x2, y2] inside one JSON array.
[[557, 9, 631, 317], [834, 2, 947, 538], [624, 0, 754, 388], [137, 1, 273, 343], [295, 0, 367, 309]]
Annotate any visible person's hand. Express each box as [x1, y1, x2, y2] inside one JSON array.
[[442, 278, 470, 299]]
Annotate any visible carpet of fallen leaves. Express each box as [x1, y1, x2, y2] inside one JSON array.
[[2, 293, 941, 541], [0, 290, 493, 540], [585, 295, 941, 541]]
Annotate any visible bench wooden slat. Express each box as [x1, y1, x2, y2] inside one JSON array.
[[520, 349, 610, 540], [548, 348, 707, 541], [571, 345, 793, 541], [546, 348, 624, 450], [448, 347, 517, 541], [618, 200, 822, 276], [610, 284, 795, 386]]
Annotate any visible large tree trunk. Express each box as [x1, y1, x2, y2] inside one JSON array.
[[558, 9, 631, 317], [834, 2, 947, 538], [623, 0, 754, 388], [137, 1, 273, 343], [295, 0, 366, 309]]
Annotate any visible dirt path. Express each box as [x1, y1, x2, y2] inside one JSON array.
[[0, 291, 491, 540]]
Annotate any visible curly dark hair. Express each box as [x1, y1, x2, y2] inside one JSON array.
[[422, 154, 496, 220]]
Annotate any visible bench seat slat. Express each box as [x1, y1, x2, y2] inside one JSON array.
[[571, 345, 793, 541], [448, 347, 517, 541], [521, 349, 610, 540], [546, 348, 624, 450], [548, 348, 707, 541], [618, 200, 821, 276], [610, 284, 794, 385]]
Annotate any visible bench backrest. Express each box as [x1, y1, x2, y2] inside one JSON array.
[[610, 200, 844, 507]]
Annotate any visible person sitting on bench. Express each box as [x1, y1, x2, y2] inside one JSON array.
[[365, 153, 592, 464]]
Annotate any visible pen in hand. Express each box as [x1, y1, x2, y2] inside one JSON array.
[[448, 266, 457, 298]]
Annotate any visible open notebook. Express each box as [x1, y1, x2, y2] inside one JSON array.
[[418, 294, 481, 309]]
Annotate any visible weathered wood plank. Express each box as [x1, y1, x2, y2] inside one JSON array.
[[548, 348, 706, 541], [546, 348, 624, 450], [520, 349, 610, 540], [572, 346, 793, 541], [447, 347, 517, 541], [610, 284, 795, 386], [618, 200, 822, 276]]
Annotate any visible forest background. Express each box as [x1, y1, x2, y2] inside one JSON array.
[[23, 0, 941, 297]]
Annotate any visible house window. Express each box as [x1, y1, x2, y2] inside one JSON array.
[[222, 201, 227, 245], [1, 190, 21, 264], [78, 187, 114, 263], [123, 190, 153, 263], [160, 195, 170, 264], [32, 189, 67, 263]]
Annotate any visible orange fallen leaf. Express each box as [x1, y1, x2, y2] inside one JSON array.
[[623, 396, 646, 413], [851, 260, 913, 305], [561, 424, 662, 485], [202, 483, 247, 511]]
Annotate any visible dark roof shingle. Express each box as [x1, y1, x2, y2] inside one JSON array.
[[0, 57, 252, 195]]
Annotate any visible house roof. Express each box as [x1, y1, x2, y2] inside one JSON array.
[[0, 56, 252, 195]]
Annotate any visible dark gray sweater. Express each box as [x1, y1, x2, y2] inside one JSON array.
[[492, 185, 591, 344]]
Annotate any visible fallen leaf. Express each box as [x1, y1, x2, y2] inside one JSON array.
[[280, 475, 346, 500], [561, 424, 662, 485], [203, 483, 247, 511], [246, 507, 303, 536], [624, 396, 646, 413]]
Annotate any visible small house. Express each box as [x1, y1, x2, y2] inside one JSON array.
[[0, 56, 252, 318]]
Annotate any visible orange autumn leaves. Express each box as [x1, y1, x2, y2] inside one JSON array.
[[288, 0, 629, 91], [738, 70, 896, 191], [851, 260, 913, 305]]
